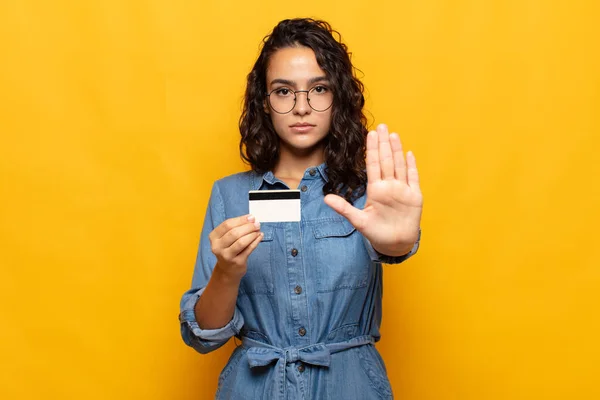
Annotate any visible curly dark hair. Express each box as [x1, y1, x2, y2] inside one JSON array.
[[239, 18, 368, 203]]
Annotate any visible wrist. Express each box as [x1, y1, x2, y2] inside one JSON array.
[[373, 228, 421, 258], [373, 243, 414, 257], [212, 262, 244, 287]]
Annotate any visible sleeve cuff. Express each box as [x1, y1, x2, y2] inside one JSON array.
[[179, 288, 244, 343], [364, 228, 421, 264]]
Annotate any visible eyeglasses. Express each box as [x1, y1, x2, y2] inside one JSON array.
[[266, 85, 334, 114]]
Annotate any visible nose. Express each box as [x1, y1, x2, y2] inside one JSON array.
[[293, 91, 311, 115]]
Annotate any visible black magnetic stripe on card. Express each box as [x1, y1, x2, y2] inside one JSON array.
[[249, 191, 301, 201]]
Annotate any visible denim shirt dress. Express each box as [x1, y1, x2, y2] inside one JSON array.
[[179, 163, 420, 400]]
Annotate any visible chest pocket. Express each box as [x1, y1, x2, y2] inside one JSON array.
[[240, 224, 275, 296], [312, 218, 371, 293]]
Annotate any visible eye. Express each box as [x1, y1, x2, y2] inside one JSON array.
[[274, 88, 292, 96], [312, 85, 329, 94]]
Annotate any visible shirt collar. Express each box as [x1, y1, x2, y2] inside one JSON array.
[[251, 163, 329, 190]]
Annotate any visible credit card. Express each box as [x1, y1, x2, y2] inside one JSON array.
[[249, 190, 301, 223]]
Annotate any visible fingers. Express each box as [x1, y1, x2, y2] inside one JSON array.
[[225, 230, 263, 259], [369, 123, 413, 184], [377, 124, 395, 180], [237, 231, 264, 260], [210, 214, 257, 241], [210, 215, 262, 263], [221, 220, 261, 249], [389, 132, 407, 183], [366, 130, 381, 182], [209, 215, 264, 266], [406, 150, 421, 191], [324, 194, 366, 231]]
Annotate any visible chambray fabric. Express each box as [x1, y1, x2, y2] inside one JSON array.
[[179, 164, 420, 400]]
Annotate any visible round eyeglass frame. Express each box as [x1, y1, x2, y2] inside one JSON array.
[[266, 87, 334, 114]]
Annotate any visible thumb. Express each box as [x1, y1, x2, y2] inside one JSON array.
[[324, 194, 364, 230]]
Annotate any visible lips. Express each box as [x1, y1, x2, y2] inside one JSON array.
[[290, 123, 315, 133]]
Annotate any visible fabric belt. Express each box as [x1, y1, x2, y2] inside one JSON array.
[[242, 334, 375, 396]]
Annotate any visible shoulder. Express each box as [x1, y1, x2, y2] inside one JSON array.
[[210, 170, 259, 217], [213, 170, 258, 196]]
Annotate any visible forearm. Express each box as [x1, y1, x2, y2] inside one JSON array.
[[195, 263, 242, 329]]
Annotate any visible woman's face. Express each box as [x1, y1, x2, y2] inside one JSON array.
[[265, 46, 333, 158]]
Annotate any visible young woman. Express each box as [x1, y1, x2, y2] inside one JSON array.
[[179, 18, 423, 400]]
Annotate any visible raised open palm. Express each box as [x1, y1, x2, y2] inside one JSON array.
[[324, 124, 423, 256]]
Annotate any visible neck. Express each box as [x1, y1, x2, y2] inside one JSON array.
[[273, 143, 325, 181]]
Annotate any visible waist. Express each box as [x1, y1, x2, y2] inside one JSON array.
[[241, 334, 375, 368]]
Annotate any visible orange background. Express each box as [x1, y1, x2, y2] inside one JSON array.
[[1, 1, 599, 399]]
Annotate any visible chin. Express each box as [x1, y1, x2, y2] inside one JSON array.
[[285, 138, 326, 153]]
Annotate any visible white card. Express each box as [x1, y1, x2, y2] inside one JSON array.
[[249, 190, 301, 223]]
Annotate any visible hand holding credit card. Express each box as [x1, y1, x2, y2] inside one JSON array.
[[249, 190, 301, 223]]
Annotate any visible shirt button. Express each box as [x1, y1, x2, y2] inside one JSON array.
[[297, 363, 305, 373], [298, 327, 306, 336], [291, 248, 298, 257], [294, 285, 302, 294], [309, 168, 317, 176], [300, 185, 308, 192]]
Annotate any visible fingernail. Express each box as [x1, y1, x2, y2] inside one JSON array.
[[254, 221, 260, 229], [247, 215, 255, 222]]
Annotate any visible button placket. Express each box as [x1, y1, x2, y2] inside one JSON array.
[[285, 217, 309, 348]]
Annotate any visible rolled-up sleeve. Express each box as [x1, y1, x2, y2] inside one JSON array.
[[179, 181, 245, 354], [363, 228, 421, 265]]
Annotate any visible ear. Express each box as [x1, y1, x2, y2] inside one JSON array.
[[263, 99, 270, 114]]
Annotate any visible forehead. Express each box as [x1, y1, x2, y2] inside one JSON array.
[[266, 46, 326, 84]]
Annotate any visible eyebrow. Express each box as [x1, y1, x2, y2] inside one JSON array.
[[269, 76, 329, 87]]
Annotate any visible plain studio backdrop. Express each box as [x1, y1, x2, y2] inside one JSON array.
[[1, 1, 598, 399]]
